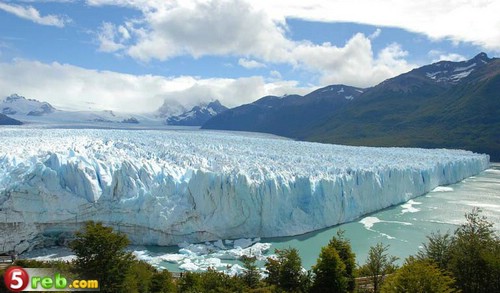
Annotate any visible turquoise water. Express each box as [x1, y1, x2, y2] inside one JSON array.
[[268, 163, 500, 267], [153, 163, 500, 271]]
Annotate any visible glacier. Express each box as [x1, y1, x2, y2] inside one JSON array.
[[0, 128, 490, 253]]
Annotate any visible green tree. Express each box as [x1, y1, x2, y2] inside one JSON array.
[[381, 257, 458, 293], [178, 272, 203, 293], [200, 268, 232, 292], [150, 270, 176, 293], [328, 230, 356, 292], [123, 260, 155, 293], [447, 208, 500, 293], [417, 231, 453, 270], [358, 243, 398, 293], [265, 248, 308, 292], [311, 245, 348, 293], [70, 221, 134, 293], [178, 269, 245, 293], [241, 255, 261, 289]]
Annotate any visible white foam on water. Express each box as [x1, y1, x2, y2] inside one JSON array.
[[458, 201, 500, 209], [432, 186, 454, 192], [401, 199, 422, 214], [359, 217, 381, 230], [359, 217, 411, 241]]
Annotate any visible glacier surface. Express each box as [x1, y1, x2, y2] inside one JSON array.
[[0, 128, 489, 253]]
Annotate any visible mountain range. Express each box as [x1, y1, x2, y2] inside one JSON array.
[[203, 85, 364, 137], [203, 53, 500, 160], [166, 100, 228, 126], [0, 94, 228, 127]]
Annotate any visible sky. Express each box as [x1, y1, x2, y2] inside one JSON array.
[[0, 0, 498, 113]]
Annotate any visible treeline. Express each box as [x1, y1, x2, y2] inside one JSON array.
[[1, 208, 499, 292]]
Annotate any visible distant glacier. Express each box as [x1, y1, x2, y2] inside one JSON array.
[[0, 129, 489, 253]]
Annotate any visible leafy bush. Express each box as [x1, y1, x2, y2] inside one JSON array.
[[381, 257, 458, 293]]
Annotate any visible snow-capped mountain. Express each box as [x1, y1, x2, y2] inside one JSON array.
[[307, 84, 364, 101], [0, 94, 163, 126], [418, 52, 492, 84], [1, 94, 56, 116], [167, 100, 228, 126]]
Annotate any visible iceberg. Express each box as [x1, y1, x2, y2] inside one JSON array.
[[0, 129, 490, 253]]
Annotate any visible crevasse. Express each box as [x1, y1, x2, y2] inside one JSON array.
[[0, 129, 490, 253]]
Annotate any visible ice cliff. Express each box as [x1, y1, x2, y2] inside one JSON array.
[[0, 129, 490, 253]]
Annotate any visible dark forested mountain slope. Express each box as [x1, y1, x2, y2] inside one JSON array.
[[306, 53, 500, 160], [203, 53, 500, 160], [202, 85, 364, 137]]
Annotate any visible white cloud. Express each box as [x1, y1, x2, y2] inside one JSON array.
[[19, 1, 76, 2], [238, 58, 266, 69], [428, 50, 467, 62], [369, 28, 381, 40], [0, 59, 313, 112], [0, 2, 70, 27], [96, 22, 127, 52], [90, 0, 415, 87], [250, 0, 500, 51], [118, 25, 130, 40], [124, 0, 291, 62], [86, 0, 160, 9], [269, 70, 282, 80], [289, 35, 415, 87], [89, 0, 500, 52]]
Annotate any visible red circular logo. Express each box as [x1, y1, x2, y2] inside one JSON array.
[[3, 266, 29, 292]]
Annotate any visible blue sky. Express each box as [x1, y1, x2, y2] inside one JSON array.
[[0, 0, 498, 112]]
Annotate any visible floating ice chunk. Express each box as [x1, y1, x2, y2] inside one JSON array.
[[161, 254, 186, 264], [200, 257, 223, 269], [359, 216, 411, 240], [214, 242, 271, 260], [432, 186, 454, 192], [154, 240, 273, 272], [359, 217, 381, 230], [401, 199, 422, 214], [359, 217, 411, 229], [379, 232, 396, 240], [179, 260, 199, 271]]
